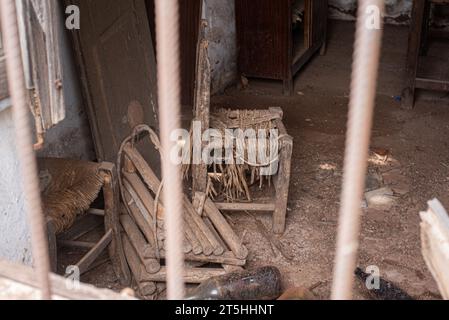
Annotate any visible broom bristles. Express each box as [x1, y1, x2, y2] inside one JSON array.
[[38, 158, 104, 234]]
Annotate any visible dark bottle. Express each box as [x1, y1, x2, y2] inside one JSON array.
[[186, 266, 282, 300], [355, 267, 413, 300]]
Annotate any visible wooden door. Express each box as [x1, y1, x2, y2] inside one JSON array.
[[70, 0, 158, 163], [145, 0, 201, 108], [235, 0, 290, 80]]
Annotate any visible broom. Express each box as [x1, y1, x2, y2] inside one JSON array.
[[38, 158, 105, 234]]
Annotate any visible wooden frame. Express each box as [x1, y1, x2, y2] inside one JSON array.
[[402, 0, 449, 109]]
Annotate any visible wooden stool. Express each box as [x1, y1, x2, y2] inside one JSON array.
[[402, 0, 449, 109]]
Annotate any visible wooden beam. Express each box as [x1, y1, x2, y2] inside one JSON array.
[[420, 199, 449, 299]]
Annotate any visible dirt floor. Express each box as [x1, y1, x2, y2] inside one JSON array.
[[64, 20, 449, 299]]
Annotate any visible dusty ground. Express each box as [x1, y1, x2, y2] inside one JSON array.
[[61, 20, 449, 299]]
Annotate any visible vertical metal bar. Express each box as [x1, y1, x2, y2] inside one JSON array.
[[331, 0, 385, 300], [154, 0, 185, 299], [0, 0, 52, 299]]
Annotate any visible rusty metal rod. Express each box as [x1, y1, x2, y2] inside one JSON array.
[[0, 0, 52, 299], [331, 0, 385, 300], [155, 0, 185, 299]]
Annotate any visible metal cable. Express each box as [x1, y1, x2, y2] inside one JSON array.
[[331, 0, 385, 300], [0, 0, 52, 299], [154, 0, 185, 299]]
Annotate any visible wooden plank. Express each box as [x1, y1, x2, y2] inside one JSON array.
[[0, 260, 134, 300], [415, 77, 449, 92], [192, 21, 210, 194], [204, 199, 248, 259], [214, 202, 276, 212], [420, 199, 449, 299]]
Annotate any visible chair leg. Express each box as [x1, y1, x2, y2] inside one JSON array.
[[273, 135, 293, 234], [283, 77, 293, 96], [402, 0, 426, 109], [419, 1, 432, 56], [46, 217, 57, 273], [100, 162, 131, 286]]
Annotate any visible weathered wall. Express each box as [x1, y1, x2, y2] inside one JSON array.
[[205, 0, 237, 94], [329, 0, 413, 23], [0, 109, 33, 264]]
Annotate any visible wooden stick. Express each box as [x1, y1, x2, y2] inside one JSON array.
[[142, 267, 226, 284], [58, 240, 96, 249], [87, 208, 105, 216], [183, 238, 193, 254], [123, 171, 164, 220], [192, 24, 211, 195], [183, 208, 214, 256], [184, 219, 203, 255], [100, 162, 131, 285], [193, 191, 207, 216], [214, 202, 276, 212], [122, 235, 156, 296], [222, 265, 245, 273], [123, 154, 136, 174], [120, 215, 155, 260], [75, 229, 112, 275], [124, 144, 161, 195], [160, 249, 245, 266], [123, 189, 157, 249], [204, 199, 248, 259], [203, 217, 228, 250], [184, 197, 224, 256]]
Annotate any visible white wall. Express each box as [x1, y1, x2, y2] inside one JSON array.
[[0, 108, 33, 264]]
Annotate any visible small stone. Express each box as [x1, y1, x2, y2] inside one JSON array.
[[365, 187, 395, 209]]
